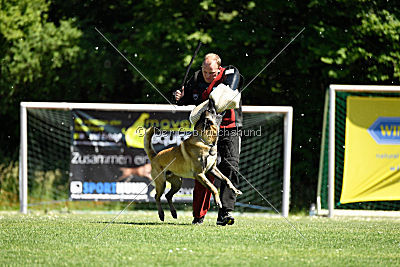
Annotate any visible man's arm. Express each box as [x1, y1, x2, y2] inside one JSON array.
[[176, 72, 196, 105]]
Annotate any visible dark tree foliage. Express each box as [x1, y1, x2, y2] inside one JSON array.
[[1, 0, 400, 210]]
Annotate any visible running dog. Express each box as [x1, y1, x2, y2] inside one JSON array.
[[143, 99, 242, 221]]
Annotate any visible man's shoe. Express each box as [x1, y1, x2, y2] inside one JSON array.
[[192, 216, 204, 225], [216, 211, 235, 226]]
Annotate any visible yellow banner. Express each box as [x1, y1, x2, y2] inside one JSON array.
[[341, 96, 400, 204]]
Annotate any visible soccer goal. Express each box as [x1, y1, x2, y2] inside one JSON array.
[[19, 102, 293, 216], [317, 84, 400, 217]]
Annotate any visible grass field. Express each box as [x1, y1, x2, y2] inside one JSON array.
[[0, 210, 399, 266]]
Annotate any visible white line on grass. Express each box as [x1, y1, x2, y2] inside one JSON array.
[[94, 157, 176, 239], [226, 160, 306, 239]]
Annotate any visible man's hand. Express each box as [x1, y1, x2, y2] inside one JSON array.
[[175, 86, 184, 101]]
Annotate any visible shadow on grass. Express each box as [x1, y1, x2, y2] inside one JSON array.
[[94, 221, 192, 226]]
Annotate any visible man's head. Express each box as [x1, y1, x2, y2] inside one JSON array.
[[202, 53, 221, 83]]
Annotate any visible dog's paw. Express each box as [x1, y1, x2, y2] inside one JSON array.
[[215, 199, 222, 209], [158, 211, 165, 221], [235, 190, 243, 196], [171, 210, 177, 219]]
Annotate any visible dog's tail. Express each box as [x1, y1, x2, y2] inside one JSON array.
[[144, 127, 157, 160]]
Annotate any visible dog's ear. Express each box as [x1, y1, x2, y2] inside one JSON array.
[[194, 112, 206, 128], [208, 98, 217, 114]]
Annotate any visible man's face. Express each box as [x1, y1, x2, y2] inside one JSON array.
[[202, 60, 220, 83]]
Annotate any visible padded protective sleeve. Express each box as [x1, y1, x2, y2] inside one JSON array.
[[223, 66, 240, 91]]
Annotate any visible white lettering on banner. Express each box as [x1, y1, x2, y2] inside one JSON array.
[[134, 154, 149, 165], [71, 152, 132, 165], [152, 132, 191, 147], [70, 194, 148, 200], [177, 187, 193, 195], [116, 182, 148, 194], [88, 133, 123, 143]]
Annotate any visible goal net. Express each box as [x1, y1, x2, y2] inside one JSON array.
[[317, 85, 400, 217], [19, 103, 293, 216]]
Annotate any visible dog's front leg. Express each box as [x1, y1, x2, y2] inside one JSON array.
[[209, 166, 243, 196], [196, 173, 222, 208]]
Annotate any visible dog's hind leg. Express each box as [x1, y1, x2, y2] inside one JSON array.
[[209, 166, 242, 196], [165, 174, 182, 219], [196, 173, 222, 208], [154, 169, 166, 221]]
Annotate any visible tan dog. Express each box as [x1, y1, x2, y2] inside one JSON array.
[[144, 100, 242, 221]]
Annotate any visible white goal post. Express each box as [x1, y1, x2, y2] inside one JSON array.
[[325, 85, 400, 217], [19, 102, 293, 216]]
